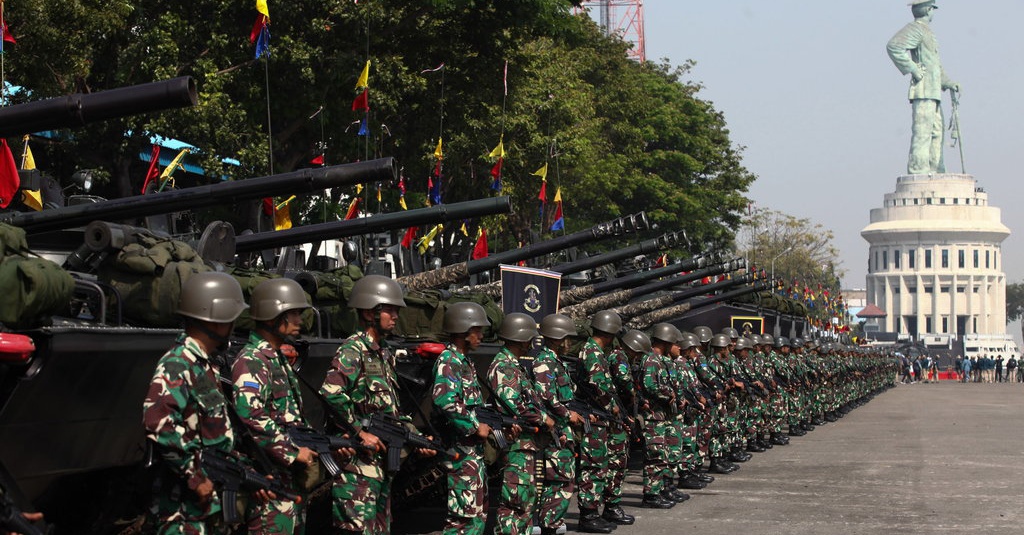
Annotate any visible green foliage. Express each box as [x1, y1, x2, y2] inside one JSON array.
[[1006, 282, 1024, 323], [3, 0, 753, 255]]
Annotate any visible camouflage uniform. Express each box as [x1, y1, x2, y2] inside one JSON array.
[[230, 331, 306, 534], [432, 344, 488, 535], [531, 346, 577, 532], [488, 347, 549, 535], [573, 338, 619, 512], [143, 334, 235, 535], [637, 350, 674, 496], [604, 348, 634, 509], [320, 331, 402, 534]]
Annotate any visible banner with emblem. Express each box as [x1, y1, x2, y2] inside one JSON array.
[[730, 315, 764, 337], [500, 264, 561, 323]]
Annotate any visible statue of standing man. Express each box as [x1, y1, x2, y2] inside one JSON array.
[[887, 0, 960, 175]]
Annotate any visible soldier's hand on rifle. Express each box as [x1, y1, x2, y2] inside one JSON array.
[[475, 422, 493, 441], [3, 511, 44, 535], [191, 475, 215, 504], [416, 436, 439, 458], [544, 416, 556, 430], [568, 410, 584, 426], [295, 446, 318, 466], [359, 429, 385, 454], [509, 424, 523, 441], [253, 480, 277, 504]]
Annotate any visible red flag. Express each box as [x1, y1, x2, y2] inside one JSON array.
[[0, 140, 21, 209], [654, 254, 667, 268], [344, 197, 360, 220], [2, 21, 15, 44], [250, 14, 268, 43], [490, 157, 503, 178], [140, 145, 162, 194], [261, 197, 274, 216], [401, 227, 418, 249], [537, 180, 546, 202], [472, 229, 489, 260], [310, 154, 324, 165], [351, 89, 369, 111]]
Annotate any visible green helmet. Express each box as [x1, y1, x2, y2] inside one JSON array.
[[348, 275, 407, 310], [734, 337, 753, 351], [591, 310, 622, 335], [177, 272, 248, 323], [748, 334, 762, 346], [721, 327, 739, 339], [539, 313, 576, 340], [621, 330, 652, 353], [693, 326, 713, 344], [761, 334, 774, 346], [775, 336, 788, 349], [790, 337, 804, 348], [678, 332, 700, 350], [444, 302, 490, 334], [710, 333, 731, 348], [498, 313, 539, 342], [651, 322, 681, 344], [250, 278, 311, 321]]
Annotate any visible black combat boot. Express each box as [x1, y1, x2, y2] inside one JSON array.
[[758, 434, 774, 449], [678, 471, 707, 489], [661, 488, 690, 503], [540, 528, 559, 535], [730, 446, 752, 462], [578, 508, 615, 533], [812, 414, 826, 425], [825, 411, 838, 422], [801, 419, 815, 431], [697, 470, 715, 483], [771, 432, 790, 445], [746, 440, 765, 453], [709, 456, 738, 473], [641, 493, 674, 509], [788, 424, 806, 437], [602, 504, 635, 525]]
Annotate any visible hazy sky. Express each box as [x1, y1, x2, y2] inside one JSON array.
[[637, 1, 1024, 298]]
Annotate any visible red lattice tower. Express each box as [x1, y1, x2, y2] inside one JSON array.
[[576, 0, 646, 62]]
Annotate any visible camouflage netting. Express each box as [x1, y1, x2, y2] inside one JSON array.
[[396, 289, 504, 342], [736, 291, 809, 316], [98, 233, 211, 327], [0, 223, 75, 328]]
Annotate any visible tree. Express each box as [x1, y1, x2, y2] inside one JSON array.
[[2, 0, 753, 258], [1006, 282, 1024, 323]]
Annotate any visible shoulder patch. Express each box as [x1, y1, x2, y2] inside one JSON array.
[[243, 381, 260, 390]]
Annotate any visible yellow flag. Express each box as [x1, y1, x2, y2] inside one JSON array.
[[553, 187, 562, 203], [376, 185, 382, 203], [355, 184, 363, 195], [256, 0, 270, 18], [355, 60, 371, 89], [418, 224, 443, 255], [434, 138, 444, 160], [274, 195, 295, 231], [460, 222, 468, 236], [488, 136, 505, 159], [20, 137, 42, 210], [399, 196, 408, 210], [531, 163, 547, 181], [158, 148, 189, 190]]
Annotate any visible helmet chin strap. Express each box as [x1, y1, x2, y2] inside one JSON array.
[[191, 319, 232, 352]]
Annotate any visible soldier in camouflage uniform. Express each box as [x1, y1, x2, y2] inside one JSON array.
[[142, 272, 249, 535], [432, 302, 494, 535], [487, 313, 553, 535], [532, 314, 585, 535], [673, 332, 711, 490], [319, 275, 408, 535], [603, 332, 638, 526], [573, 310, 623, 533], [229, 278, 318, 534], [636, 324, 678, 509]]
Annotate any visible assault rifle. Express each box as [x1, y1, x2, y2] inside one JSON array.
[[200, 448, 302, 525], [565, 399, 614, 434], [286, 426, 373, 478], [362, 413, 451, 473], [474, 405, 534, 450]]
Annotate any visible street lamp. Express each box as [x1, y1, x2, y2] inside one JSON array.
[[771, 245, 795, 338]]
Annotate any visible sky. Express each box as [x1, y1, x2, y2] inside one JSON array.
[[629, 0, 1024, 339]]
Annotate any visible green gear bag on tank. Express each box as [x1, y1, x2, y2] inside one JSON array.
[[98, 233, 211, 327], [395, 289, 503, 341], [305, 264, 362, 336], [227, 266, 317, 333], [0, 253, 75, 328]]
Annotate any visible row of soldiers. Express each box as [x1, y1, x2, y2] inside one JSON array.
[[138, 270, 896, 535]]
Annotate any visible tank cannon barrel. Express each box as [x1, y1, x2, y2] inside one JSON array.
[[558, 255, 732, 308], [397, 212, 649, 292], [0, 77, 198, 138], [625, 281, 766, 330], [612, 271, 754, 321], [2, 158, 398, 234], [235, 197, 512, 253], [551, 231, 684, 277]]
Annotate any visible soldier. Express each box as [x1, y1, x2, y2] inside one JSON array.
[[573, 310, 624, 533], [432, 302, 493, 535], [229, 278, 318, 534], [673, 332, 711, 490], [142, 271, 250, 534], [532, 314, 585, 535], [636, 323, 679, 509], [487, 313, 553, 535], [603, 332, 639, 527], [319, 275, 408, 535]]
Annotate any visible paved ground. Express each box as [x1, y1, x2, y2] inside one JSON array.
[[395, 380, 1024, 534]]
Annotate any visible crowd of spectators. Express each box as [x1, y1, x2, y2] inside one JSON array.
[[897, 354, 1021, 383]]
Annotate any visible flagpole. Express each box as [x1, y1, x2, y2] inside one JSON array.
[[263, 58, 274, 176]]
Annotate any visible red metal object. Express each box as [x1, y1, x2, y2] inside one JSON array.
[[415, 342, 446, 358], [0, 333, 35, 363]]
